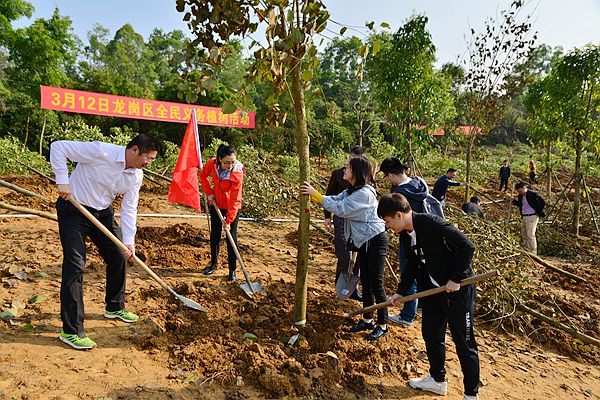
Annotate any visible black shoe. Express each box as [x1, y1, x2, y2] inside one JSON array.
[[227, 270, 236, 282], [203, 264, 217, 275], [349, 320, 375, 333], [349, 290, 363, 302], [367, 325, 388, 341]]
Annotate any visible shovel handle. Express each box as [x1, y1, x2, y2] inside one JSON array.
[[343, 270, 499, 318], [212, 206, 256, 294], [67, 197, 171, 293]]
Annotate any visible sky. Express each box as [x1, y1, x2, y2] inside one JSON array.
[[13, 0, 600, 66]]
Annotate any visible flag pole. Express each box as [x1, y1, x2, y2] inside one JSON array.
[[192, 109, 211, 231]]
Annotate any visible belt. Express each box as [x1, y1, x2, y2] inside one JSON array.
[[522, 213, 537, 216]]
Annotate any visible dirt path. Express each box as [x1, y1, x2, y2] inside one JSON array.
[[1, 179, 600, 399]]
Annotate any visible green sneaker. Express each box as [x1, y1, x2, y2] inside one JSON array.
[[104, 309, 139, 323], [59, 331, 97, 350]]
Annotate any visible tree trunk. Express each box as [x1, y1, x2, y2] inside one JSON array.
[[358, 119, 363, 147], [24, 113, 31, 147], [571, 131, 582, 235], [290, 61, 310, 326], [39, 112, 47, 155], [545, 143, 552, 197], [465, 135, 474, 202]]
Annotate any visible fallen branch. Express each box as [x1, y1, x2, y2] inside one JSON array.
[[517, 303, 600, 348], [0, 179, 51, 201], [143, 168, 173, 183], [0, 201, 57, 221], [524, 252, 587, 283], [16, 160, 56, 184]]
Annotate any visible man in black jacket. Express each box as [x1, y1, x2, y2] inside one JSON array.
[[378, 193, 479, 400], [324, 146, 366, 300], [499, 159, 511, 192], [509, 182, 545, 254]]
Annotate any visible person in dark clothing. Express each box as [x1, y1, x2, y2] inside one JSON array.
[[499, 160, 511, 192], [378, 193, 480, 400], [324, 146, 366, 301], [528, 160, 537, 184], [462, 196, 484, 219], [508, 182, 545, 254], [432, 168, 465, 208], [380, 157, 429, 326]]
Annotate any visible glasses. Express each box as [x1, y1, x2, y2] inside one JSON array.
[[141, 153, 156, 163]]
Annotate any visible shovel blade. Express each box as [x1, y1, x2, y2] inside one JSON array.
[[240, 281, 263, 297], [336, 273, 360, 300], [175, 293, 208, 312]]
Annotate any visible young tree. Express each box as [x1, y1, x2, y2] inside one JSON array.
[[177, 0, 330, 325], [368, 16, 455, 165], [462, 0, 536, 200], [525, 45, 600, 235]]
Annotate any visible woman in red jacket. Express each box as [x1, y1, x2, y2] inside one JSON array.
[[200, 144, 245, 281]]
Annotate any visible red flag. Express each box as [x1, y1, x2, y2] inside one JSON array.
[[167, 115, 201, 211]]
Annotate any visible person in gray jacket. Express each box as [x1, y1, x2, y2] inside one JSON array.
[[301, 156, 389, 341]]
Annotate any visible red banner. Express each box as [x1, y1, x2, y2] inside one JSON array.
[[40, 85, 255, 129]]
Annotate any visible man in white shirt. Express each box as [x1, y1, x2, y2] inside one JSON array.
[[50, 134, 159, 350]]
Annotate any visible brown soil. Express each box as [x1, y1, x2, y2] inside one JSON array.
[[1, 175, 600, 399]]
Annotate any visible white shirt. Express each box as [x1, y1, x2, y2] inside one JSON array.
[[50, 141, 143, 244], [407, 229, 441, 287]]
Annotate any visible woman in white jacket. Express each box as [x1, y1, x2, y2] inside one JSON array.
[[301, 156, 389, 341]]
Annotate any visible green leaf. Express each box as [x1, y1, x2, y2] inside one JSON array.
[[358, 44, 369, 58], [21, 324, 34, 332], [372, 40, 382, 56], [33, 271, 48, 279], [243, 332, 258, 341], [380, 22, 390, 28], [340, 27, 347, 36], [183, 374, 198, 384], [301, 69, 312, 82], [221, 100, 237, 114], [30, 293, 48, 304], [366, 21, 375, 30], [0, 311, 15, 321]]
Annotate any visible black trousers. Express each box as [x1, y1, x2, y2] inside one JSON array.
[[499, 177, 509, 191], [209, 206, 240, 271], [56, 198, 127, 336], [358, 231, 388, 325], [421, 284, 480, 396]]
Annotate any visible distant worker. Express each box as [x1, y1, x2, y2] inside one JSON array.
[[324, 146, 366, 301], [528, 160, 537, 184], [432, 168, 466, 208], [499, 159, 511, 192], [461, 196, 484, 219], [509, 182, 545, 254]]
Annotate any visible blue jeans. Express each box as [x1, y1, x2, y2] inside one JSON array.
[[398, 242, 418, 322]]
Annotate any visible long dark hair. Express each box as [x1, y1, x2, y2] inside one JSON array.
[[217, 144, 237, 160], [347, 156, 375, 194]]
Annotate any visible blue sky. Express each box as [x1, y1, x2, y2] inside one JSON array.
[[14, 0, 600, 65]]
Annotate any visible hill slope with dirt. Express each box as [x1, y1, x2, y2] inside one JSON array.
[[1, 175, 599, 399]]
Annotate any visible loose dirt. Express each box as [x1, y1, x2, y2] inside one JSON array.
[[1, 175, 599, 399]]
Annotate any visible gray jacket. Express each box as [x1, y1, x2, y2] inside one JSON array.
[[321, 185, 386, 248]]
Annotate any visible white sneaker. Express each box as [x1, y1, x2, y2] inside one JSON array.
[[464, 395, 479, 400], [388, 314, 414, 326], [409, 375, 448, 396]]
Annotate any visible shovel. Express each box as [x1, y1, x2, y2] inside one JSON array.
[[212, 206, 263, 297], [68, 197, 207, 312], [335, 251, 359, 300], [343, 270, 499, 318]]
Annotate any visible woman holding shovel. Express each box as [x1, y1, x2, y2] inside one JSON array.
[[300, 156, 389, 341], [200, 144, 245, 282]]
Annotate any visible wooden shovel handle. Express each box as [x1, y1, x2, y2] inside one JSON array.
[[67, 197, 171, 293], [212, 206, 255, 292], [344, 270, 499, 318]]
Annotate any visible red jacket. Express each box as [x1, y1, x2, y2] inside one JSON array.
[[199, 157, 245, 224]]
